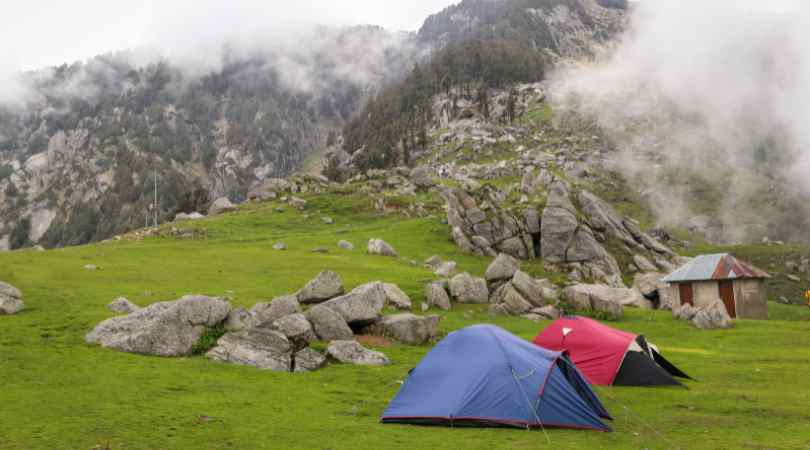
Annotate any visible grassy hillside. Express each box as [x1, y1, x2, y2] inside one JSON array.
[[2, 193, 810, 449]]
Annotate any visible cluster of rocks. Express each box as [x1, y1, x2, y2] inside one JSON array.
[[87, 272, 440, 372], [442, 177, 678, 288], [0, 282, 24, 315], [672, 299, 734, 330], [484, 254, 562, 322]]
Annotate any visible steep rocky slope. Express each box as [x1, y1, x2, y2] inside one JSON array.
[[0, 26, 416, 249]]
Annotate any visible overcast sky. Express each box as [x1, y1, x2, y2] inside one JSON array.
[[0, 0, 458, 72]]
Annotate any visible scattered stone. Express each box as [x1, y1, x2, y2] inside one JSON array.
[[424, 255, 443, 269], [421, 302, 430, 312], [788, 274, 801, 283], [294, 348, 328, 373], [449, 273, 489, 304], [311, 247, 330, 254], [425, 282, 451, 311], [434, 261, 457, 278], [207, 328, 292, 371], [382, 283, 412, 310], [297, 271, 344, 304], [327, 340, 390, 366], [485, 253, 521, 282], [338, 240, 354, 250], [305, 304, 354, 341], [289, 197, 308, 210], [692, 299, 735, 330], [273, 242, 288, 251], [250, 295, 301, 328], [208, 197, 236, 216], [321, 282, 386, 326], [322, 217, 334, 225], [107, 297, 139, 314], [0, 282, 24, 315], [366, 314, 440, 345], [86, 295, 231, 356], [84, 264, 99, 271], [368, 239, 398, 257]]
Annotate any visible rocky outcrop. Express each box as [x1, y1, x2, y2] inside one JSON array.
[[448, 273, 489, 304], [86, 295, 231, 356], [0, 282, 24, 315], [107, 297, 139, 314], [207, 328, 292, 371], [367, 239, 398, 257], [365, 314, 441, 345], [440, 179, 678, 288], [321, 282, 386, 326], [297, 271, 345, 304], [327, 340, 390, 366], [633, 272, 670, 309]]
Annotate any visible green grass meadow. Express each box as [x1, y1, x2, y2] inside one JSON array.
[[2, 195, 810, 449]]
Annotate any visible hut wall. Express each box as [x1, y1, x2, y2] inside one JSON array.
[[693, 281, 720, 309], [733, 279, 768, 320]]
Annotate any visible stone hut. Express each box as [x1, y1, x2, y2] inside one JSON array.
[[662, 254, 770, 319]]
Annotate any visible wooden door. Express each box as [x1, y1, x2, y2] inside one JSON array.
[[679, 283, 694, 307], [719, 281, 736, 318]]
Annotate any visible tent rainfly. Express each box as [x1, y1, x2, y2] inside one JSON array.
[[661, 253, 770, 319], [533, 317, 691, 387], [382, 324, 613, 431]]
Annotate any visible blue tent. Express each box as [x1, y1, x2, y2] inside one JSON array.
[[382, 325, 612, 431]]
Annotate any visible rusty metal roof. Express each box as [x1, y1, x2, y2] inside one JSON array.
[[662, 254, 770, 283]]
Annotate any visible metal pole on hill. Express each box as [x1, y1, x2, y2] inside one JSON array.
[[154, 168, 158, 228]]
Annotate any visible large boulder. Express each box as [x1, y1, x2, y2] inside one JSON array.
[[496, 284, 534, 315], [294, 348, 328, 373], [86, 295, 231, 356], [562, 285, 626, 320], [297, 271, 344, 304], [250, 295, 301, 328], [692, 299, 734, 330], [425, 282, 451, 311], [321, 282, 387, 326], [382, 283, 412, 310], [485, 253, 521, 283], [0, 282, 24, 315], [327, 340, 390, 366], [411, 165, 437, 188], [272, 313, 316, 349], [305, 304, 354, 341], [511, 271, 550, 307], [206, 328, 292, 371], [208, 197, 235, 216], [367, 314, 440, 345], [449, 273, 489, 304], [107, 297, 140, 314], [368, 239, 398, 257]]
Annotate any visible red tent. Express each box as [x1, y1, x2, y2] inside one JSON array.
[[533, 317, 691, 387]]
